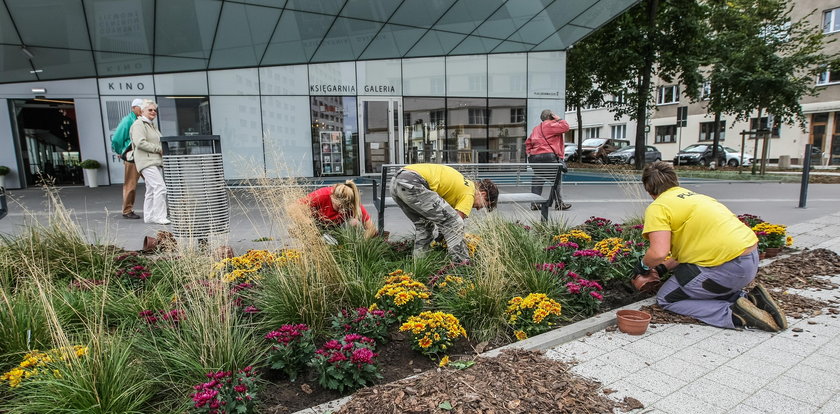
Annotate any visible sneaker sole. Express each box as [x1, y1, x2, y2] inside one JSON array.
[[734, 297, 781, 332], [752, 284, 788, 330]]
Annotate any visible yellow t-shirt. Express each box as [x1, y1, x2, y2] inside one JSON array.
[[404, 164, 476, 216], [643, 186, 757, 267]]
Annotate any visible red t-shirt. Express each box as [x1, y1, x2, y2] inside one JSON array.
[[305, 186, 371, 225]]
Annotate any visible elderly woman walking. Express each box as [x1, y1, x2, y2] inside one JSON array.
[[130, 100, 169, 225]]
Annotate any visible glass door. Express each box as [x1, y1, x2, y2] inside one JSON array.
[[359, 98, 402, 175]]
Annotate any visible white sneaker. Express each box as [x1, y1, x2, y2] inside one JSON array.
[[157, 218, 171, 225]]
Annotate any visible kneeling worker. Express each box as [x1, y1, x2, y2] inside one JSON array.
[[391, 164, 498, 263], [636, 162, 786, 332]]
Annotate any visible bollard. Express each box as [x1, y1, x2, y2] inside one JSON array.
[[798, 144, 811, 208]]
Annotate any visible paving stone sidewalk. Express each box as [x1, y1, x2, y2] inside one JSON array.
[[546, 211, 840, 414]]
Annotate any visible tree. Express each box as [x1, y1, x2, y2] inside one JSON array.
[[565, 38, 607, 162], [703, 0, 839, 174], [585, 0, 708, 170]]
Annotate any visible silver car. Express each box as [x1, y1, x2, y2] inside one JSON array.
[[607, 145, 662, 165], [723, 146, 753, 167]]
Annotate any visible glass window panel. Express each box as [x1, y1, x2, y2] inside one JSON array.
[[450, 36, 502, 55], [489, 98, 527, 162], [154, 56, 208, 73], [155, 96, 212, 137], [85, 0, 154, 54], [341, 0, 401, 22], [435, 0, 505, 34], [262, 95, 313, 177], [95, 52, 154, 77], [209, 2, 282, 69], [0, 2, 20, 43], [0, 45, 38, 83], [573, 0, 637, 29], [209, 95, 264, 179], [208, 68, 259, 95], [259, 65, 309, 95], [488, 53, 527, 98], [402, 57, 445, 96], [447, 55, 487, 97], [532, 25, 591, 51], [447, 98, 488, 163], [359, 24, 427, 60], [154, 72, 209, 95], [528, 52, 565, 99], [29, 48, 96, 80], [309, 62, 357, 95], [405, 30, 466, 57], [242, 0, 286, 7], [7, 0, 90, 49], [357, 60, 402, 96], [261, 11, 334, 65], [403, 98, 447, 164], [390, 0, 455, 28], [475, 0, 552, 40], [310, 18, 383, 63], [492, 41, 533, 53], [508, 0, 590, 45], [156, 0, 222, 59], [310, 96, 359, 176], [527, 98, 564, 134], [286, 0, 344, 15]]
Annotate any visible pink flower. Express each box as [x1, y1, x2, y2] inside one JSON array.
[[350, 347, 376, 365], [566, 282, 581, 294], [589, 291, 603, 300], [234, 384, 247, 393]]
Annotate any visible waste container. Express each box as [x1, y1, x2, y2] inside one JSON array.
[[161, 135, 229, 239]]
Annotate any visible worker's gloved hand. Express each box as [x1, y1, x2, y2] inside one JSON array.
[[632, 258, 651, 276], [434, 233, 445, 244]]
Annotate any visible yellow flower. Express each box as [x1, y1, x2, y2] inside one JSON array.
[[514, 330, 528, 341], [418, 337, 433, 348], [439, 356, 450, 367]]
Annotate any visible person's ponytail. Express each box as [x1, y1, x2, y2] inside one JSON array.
[[332, 180, 362, 219]]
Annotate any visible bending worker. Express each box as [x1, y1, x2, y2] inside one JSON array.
[[636, 162, 786, 332], [302, 181, 376, 238], [391, 164, 498, 263]]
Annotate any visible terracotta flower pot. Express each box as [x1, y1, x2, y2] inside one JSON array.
[[759, 252, 766, 260], [764, 247, 781, 258], [616, 310, 652, 335], [631, 273, 662, 293]]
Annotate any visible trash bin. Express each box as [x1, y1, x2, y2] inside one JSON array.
[[161, 135, 229, 239]]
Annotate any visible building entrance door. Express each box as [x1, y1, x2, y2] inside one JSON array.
[[359, 98, 402, 175], [10, 99, 82, 187]]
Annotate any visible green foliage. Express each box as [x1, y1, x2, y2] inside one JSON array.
[[6, 335, 158, 414], [79, 159, 100, 169], [331, 228, 394, 308], [0, 166, 9, 176], [253, 266, 335, 332], [265, 324, 315, 381], [0, 287, 52, 370], [329, 307, 394, 344]]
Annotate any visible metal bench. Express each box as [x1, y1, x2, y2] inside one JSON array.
[[371, 163, 564, 232]]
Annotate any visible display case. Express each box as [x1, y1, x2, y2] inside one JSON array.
[[319, 131, 344, 174]]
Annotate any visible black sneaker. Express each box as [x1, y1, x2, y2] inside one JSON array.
[[732, 297, 781, 332], [123, 212, 141, 219], [748, 283, 788, 330]]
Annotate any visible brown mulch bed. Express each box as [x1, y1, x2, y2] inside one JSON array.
[[641, 249, 840, 325], [335, 349, 639, 414]]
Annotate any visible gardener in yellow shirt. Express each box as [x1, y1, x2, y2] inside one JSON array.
[[391, 164, 498, 263], [636, 162, 787, 332]]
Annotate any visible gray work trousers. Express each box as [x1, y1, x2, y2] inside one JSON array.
[[656, 250, 759, 329], [390, 170, 469, 263]]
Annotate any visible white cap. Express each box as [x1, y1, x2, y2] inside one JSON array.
[[131, 98, 144, 108]]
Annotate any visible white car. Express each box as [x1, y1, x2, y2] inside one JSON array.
[[723, 146, 753, 167]]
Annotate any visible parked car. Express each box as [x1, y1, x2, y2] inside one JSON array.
[[563, 143, 578, 162], [579, 138, 631, 163], [722, 146, 753, 167], [607, 145, 662, 165], [673, 144, 727, 167]]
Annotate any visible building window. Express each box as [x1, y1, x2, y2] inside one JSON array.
[[468, 108, 488, 125], [824, 8, 840, 33], [610, 124, 627, 139], [656, 85, 679, 105], [584, 127, 600, 139], [699, 121, 726, 141], [818, 70, 840, 85], [429, 110, 445, 127], [510, 108, 525, 123], [655, 125, 677, 143], [610, 93, 627, 105], [700, 81, 711, 100], [749, 117, 780, 138]]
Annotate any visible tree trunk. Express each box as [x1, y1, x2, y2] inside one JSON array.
[[751, 107, 762, 175], [577, 107, 583, 162], [634, 0, 659, 170], [711, 112, 721, 169]]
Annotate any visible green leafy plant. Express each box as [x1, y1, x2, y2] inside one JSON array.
[[190, 367, 259, 414], [264, 324, 314, 381], [79, 160, 101, 170], [310, 334, 381, 393], [0, 166, 10, 176]]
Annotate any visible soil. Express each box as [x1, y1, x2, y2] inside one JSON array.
[[336, 349, 637, 414]]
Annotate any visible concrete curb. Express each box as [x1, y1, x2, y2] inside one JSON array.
[[293, 296, 657, 414]]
